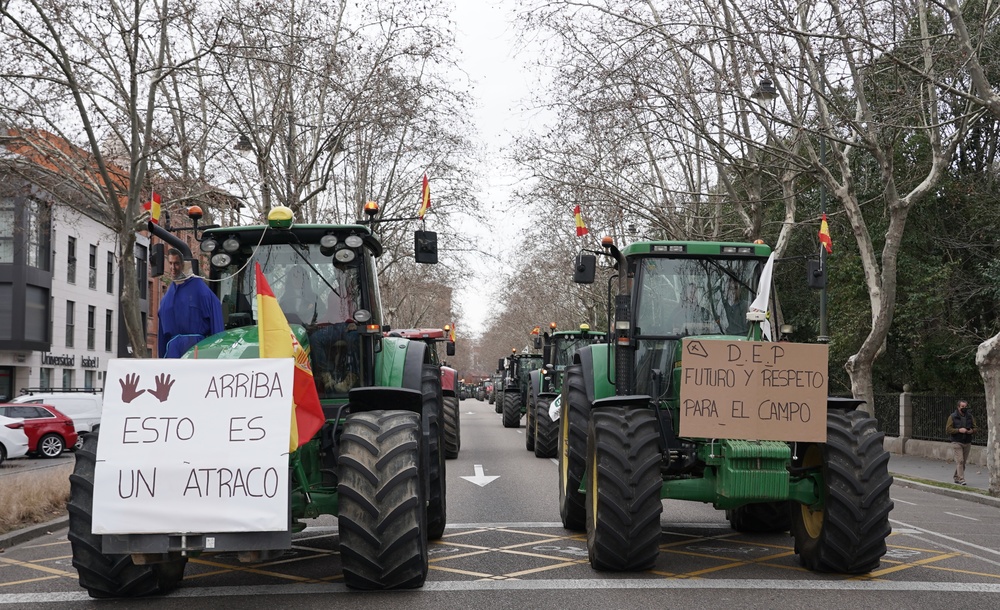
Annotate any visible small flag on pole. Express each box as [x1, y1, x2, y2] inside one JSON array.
[[143, 192, 161, 224], [530, 325, 540, 336], [818, 214, 833, 254], [448, 323, 456, 343], [574, 205, 588, 237], [418, 174, 431, 219]]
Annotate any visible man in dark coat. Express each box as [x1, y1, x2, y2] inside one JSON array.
[[157, 249, 223, 358], [946, 400, 976, 485]]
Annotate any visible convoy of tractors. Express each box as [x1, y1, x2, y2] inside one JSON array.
[[67, 208, 893, 597]]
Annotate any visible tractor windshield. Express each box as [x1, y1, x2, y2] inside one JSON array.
[[633, 256, 764, 397], [552, 335, 594, 369], [212, 243, 366, 399]]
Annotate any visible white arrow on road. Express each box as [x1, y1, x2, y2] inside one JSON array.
[[460, 464, 500, 487]]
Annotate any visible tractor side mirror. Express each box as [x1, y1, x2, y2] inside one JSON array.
[[150, 243, 165, 277], [574, 253, 596, 284], [446, 341, 456, 356], [533, 336, 542, 350], [414, 230, 438, 264]]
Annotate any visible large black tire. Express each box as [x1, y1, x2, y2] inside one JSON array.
[[442, 395, 461, 459], [338, 411, 428, 589], [559, 365, 590, 530], [68, 433, 187, 598], [790, 409, 894, 574], [421, 365, 447, 540], [726, 502, 792, 533], [586, 407, 662, 571], [501, 391, 520, 428], [494, 390, 502, 413], [525, 395, 535, 451], [533, 397, 556, 458]]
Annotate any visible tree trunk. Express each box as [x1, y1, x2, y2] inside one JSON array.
[[119, 229, 149, 359], [975, 333, 1000, 497]]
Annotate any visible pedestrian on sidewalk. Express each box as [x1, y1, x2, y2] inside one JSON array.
[[946, 399, 976, 485]]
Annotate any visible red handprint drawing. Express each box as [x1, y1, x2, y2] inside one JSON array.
[[148, 373, 175, 402], [119, 373, 146, 403]]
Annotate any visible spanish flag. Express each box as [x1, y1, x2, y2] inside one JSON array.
[[530, 325, 541, 336], [819, 214, 833, 254], [255, 263, 325, 452], [448, 323, 456, 343], [418, 174, 431, 219], [143, 192, 161, 224], [574, 205, 588, 237]]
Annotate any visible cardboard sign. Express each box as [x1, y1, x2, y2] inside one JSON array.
[[92, 358, 293, 534], [679, 340, 828, 442]]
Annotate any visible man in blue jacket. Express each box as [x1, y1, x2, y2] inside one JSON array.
[[946, 400, 977, 485], [157, 248, 223, 358]]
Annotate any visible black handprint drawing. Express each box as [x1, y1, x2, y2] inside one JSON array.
[[147, 373, 175, 403], [119, 373, 146, 403]]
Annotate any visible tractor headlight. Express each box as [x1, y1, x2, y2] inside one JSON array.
[[211, 253, 232, 268]]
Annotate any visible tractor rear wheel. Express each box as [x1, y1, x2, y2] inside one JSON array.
[[525, 395, 536, 450], [68, 433, 187, 598], [501, 391, 520, 428], [558, 365, 590, 531], [443, 395, 461, 459], [494, 390, 502, 413], [338, 410, 428, 589], [533, 397, 556, 458], [726, 502, 791, 533], [790, 409, 893, 574], [422, 365, 447, 540], [586, 407, 662, 571]]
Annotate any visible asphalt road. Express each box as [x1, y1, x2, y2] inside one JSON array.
[[1, 397, 999, 609]]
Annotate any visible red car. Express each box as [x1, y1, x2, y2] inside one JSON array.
[[0, 403, 78, 458]]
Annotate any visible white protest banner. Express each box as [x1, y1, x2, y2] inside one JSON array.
[[92, 358, 294, 534]]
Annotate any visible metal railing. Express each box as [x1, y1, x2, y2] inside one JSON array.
[[872, 392, 986, 446]]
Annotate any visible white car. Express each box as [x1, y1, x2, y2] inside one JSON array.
[[0, 414, 30, 465], [11, 391, 103, 450]]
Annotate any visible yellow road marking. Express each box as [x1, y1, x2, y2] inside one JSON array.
[[0, 556, 75, 578], [857, 552, 962, 579]]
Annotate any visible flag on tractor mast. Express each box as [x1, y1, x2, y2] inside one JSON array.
[[818, 214, 833, 254], [143, 192, 161, 224], [418, 174, 431, 219], [574, 205, 588, 236], [255, 263, 325, 452]]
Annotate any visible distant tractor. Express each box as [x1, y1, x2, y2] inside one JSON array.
[[562, 238, 893, 574], [525, 323, 606, 457], [498, 350, 544, 428], [389, 327, 461, 459]]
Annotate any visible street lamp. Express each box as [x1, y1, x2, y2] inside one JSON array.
[[751, 77, 778, 102]]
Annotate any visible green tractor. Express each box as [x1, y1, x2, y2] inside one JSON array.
[[497, 350, 544, 428], [68, 206, 446, 597], [525, 323, 606, 458], [562, 239, 893, 574]]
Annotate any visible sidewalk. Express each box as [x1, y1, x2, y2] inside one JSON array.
[[887, 451, 1000, 508]]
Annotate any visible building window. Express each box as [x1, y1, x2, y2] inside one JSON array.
[[106, 251, 114, 294], [89, 244, 97, 289], [25, 286, 48, 342], [87, 305, 96, 350], [25, 198, 50, 270], [40, 368, 52, 390], [67, 236, 77, 284], [0, 284, 10, 341], [66, 300, 75, 347], [105, 309, 113, 352], [0, 198, 13, 263], [84, 370, 95, 389], [135, 243, 148, 299], [62, 369, 74, 389]]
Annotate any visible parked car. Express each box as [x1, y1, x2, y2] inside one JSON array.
[[0, 414, 30, 466], [11, 391, 102, 450], [0, 404, 77, 458]]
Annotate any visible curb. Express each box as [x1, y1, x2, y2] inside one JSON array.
[[891, 476, 1000, 509], [0, 515, 69, 551]]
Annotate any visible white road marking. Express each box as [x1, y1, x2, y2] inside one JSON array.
[[459, 464, 500, 487], [550, 458, 558, 466], [944, 512, 979, 521], [5, 580, 1000, 603], [893, 498, 917, 506], [891, 517, 1000, 569]]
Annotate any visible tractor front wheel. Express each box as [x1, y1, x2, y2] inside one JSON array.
[[338, 410, 428, 589], [501, 391, 520, 428], [533, 397, 556, 458], [586, 407, 662, 571], [558, 365, 590, 530], [422, 365, 447, 540], [443, 395, 461, 459], [790, 409, 893, 574], [525, 396, 536, 450], [68, 433, 187, 598]]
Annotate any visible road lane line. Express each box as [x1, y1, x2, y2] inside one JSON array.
[[943, 512, 979, 521]]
